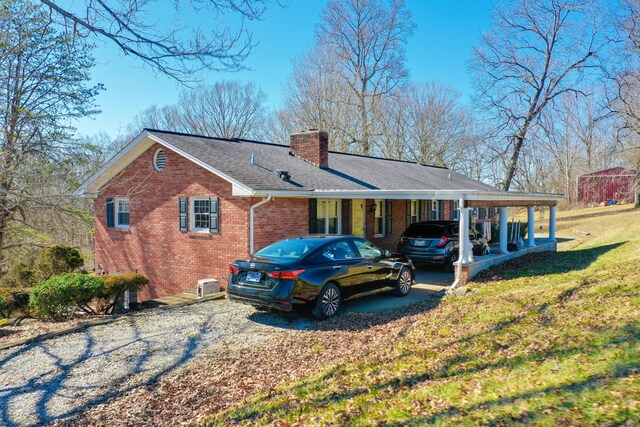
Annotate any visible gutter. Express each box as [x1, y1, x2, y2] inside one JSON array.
[[249, 195, 273, 255]]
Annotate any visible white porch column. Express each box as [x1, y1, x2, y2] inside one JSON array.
[[459, 205, 474, 263], [549, 205, 557, 241], [499, 207, 509, 253], [527, 206, 536, 247]]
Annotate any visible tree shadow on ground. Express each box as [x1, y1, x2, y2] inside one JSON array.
[[472, 242, 625, 283], [0, 313, 215, 427], [556, 206, 634, 223], [221, 278, 638, 425]]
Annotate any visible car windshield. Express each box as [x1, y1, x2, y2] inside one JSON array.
[[404, 224, 447, 238], [255, 239, 321, 260]]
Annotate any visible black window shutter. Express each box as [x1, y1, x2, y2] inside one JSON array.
[[106, 198, 114, 227], [450, 200, 455, 220], [439, 200, 445, 220], [309, 199, 317, 234], [386, 200, 392, 237], [341, 199, 351, 235], [179, 197, 188, 232], [406, 200, 411, 227], [209, 197, 219, 233], [418, 200, 424, 221]]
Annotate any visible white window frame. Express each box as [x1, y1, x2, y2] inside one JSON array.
[[115, 197, 130, 228], [430, 200, 440, 220], [374, 199, 386, 238], [190, 197, 211, 232], [409, 200, 419, 224], [452, 200, 460, 220], [317, 199, 342, 234]]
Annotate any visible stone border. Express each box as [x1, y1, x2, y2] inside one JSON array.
[[0, 292, 226, 351]]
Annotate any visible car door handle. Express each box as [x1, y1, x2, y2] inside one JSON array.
[[364, 263, 373, 269], [332, 265, 343, 269]]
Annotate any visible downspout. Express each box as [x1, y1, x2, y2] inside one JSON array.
[[249, 195, 272, 255]]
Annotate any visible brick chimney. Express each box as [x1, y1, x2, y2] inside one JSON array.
[[290, 129, 329, 168]]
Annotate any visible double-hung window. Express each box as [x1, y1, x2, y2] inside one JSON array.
[[191, 198, 211, 232], [408, 200, 419, 224], [430, 200, 440, 220], [315, 199, 341, 234], [374, 199, 385, 237], [115, 198, 130, 228], [452, 200, 460, 220]]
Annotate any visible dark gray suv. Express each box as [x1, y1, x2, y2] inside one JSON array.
[[397, 221, 459, 272]]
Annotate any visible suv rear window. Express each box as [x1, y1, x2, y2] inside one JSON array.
[[404, 223, 457, 238]]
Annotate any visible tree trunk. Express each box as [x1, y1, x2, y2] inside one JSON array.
[[503, 133, 525, 191]]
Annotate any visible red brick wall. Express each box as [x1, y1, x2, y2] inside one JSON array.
[[252, 197, 309, 252], [366, 199, 406, 252], [94, 143, 252, 300]]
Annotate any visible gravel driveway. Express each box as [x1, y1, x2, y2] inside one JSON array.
[[0, 299, 312, 427]]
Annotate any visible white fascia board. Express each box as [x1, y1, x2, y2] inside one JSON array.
[[243, 189, 564, 202], [74, 131, 255, 197], [73, 130, 153, 197]]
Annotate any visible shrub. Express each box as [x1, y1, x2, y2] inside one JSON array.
[[0, 288, 31, 319], [0, 262, 37, 288], [36, 246, 84, 280], [100, 273, 149, 314], [30, 273, 104, 321], [0, 294, 4, 319]]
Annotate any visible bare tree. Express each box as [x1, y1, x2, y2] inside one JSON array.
[[0, 0, 102, 265], [402, 82, 473, 169], [472, 0, 613, 191], [128, 81, 268, 140], [316, 0, 415, 155], [279, 45, 360, 152], [38, 0, 275, 82]]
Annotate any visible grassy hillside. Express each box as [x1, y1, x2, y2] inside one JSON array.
[[209, 205, 640, 426]]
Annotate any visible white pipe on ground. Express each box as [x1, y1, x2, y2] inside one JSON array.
[[249, 194, 273, 255]]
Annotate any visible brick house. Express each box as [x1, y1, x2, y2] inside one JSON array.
[[76, 129, 561, 299]]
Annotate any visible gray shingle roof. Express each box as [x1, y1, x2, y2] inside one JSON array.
[[150, 129, 499, 193]]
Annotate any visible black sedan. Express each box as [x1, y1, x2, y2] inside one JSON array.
[[228, 235, 415, 319]]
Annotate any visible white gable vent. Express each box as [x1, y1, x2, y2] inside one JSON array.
[[154, 148, 166, 171]]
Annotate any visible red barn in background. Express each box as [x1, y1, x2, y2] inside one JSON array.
[[578, 167, 638, 204]]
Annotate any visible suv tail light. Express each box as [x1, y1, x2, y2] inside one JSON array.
[[268, 269, 305, 280], [229, 265, 239, 275], [399, 236, 406, 246], [436, 236, 450, 248]]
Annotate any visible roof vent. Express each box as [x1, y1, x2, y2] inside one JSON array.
[[154, 148, 166, 171], [274, 169, 291, 180], [251, 153, 257, 165]]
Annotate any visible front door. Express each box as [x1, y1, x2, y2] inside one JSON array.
[[351, 199, 365, 237]]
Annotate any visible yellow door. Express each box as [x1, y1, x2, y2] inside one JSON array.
[[351, 199, 365, 237]]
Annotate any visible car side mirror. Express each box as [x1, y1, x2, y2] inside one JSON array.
[[383, 249, 391, 258]]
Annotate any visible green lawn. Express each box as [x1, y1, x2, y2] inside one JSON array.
[[208, 205, 640, 426]]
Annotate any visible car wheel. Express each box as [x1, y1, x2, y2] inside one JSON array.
[[444, 251, 458, 273], [312, 283, 342, 319], [393, 267, 412, 296]]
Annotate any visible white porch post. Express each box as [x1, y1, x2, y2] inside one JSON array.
[[549, 205, 557, 241], [527, 206, 536, 247], [499, 207, 509, 253], [460, 205, 473, 263]]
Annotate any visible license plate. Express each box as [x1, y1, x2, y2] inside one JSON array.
[[413, 240, 427, 246], [246, 271, 262, 282]]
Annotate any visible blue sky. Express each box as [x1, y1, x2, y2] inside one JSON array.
[[74, 0, 497, 139]]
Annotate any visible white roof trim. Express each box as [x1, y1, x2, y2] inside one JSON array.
[[238, 188, 564, 202], [74, 130, 254, 197]]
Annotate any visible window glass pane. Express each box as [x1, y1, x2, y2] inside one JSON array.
[[117, 199, 130, 226], [354, 239, 382, 258], [321, 240, 357, 261], [315, 218, 326, 234], [193, 199, 210, 229]]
